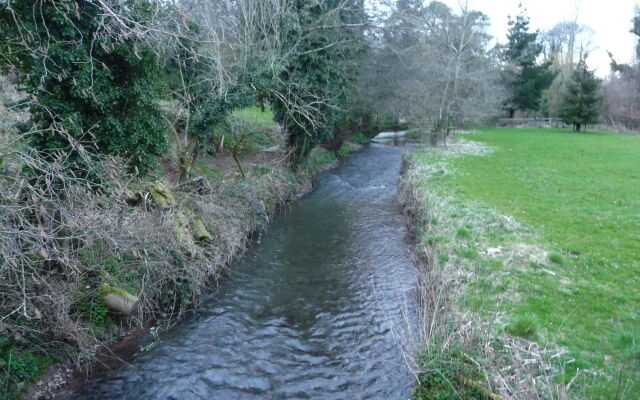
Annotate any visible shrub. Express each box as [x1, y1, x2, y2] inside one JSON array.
[[349, 131, 370, 144], [0, 1, 168, 174], [74, 293, 109, 328], [337, 144, 352, 157], [305, 147, 337, 172], [0, 336, 51, 399], [405, 128, 423, 140]]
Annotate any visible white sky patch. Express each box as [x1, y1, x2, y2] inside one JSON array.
[[439, 0, 638, 76]]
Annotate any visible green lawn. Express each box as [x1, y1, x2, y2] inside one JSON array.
[[452, 128, 640, 269], [410, 128, 640, 398], [231, 106, 278, 130]]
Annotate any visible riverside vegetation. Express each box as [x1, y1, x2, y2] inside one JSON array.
[[401, 128, 640, 399], [0, 1, 376, 397], [2, 1, 640, 399], [0, 96, 365, 399]]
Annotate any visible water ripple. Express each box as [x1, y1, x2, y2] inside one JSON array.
[[74, 143, 418, 400]]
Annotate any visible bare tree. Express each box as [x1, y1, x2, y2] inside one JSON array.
[[601, 67, 640, 130], [541, 19, 594, 116], [600, 5, 640, 130], [151, 0, 366, 172], [365, 1, 505, 143]]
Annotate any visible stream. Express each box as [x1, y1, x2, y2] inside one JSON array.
[[74, 141, 418, 400]]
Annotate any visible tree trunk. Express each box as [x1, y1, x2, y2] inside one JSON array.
[[575, 123, 582, 132], [178, 136, 200, 182], [231, 146, 246, 178]]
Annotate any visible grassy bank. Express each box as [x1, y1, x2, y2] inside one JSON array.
[[0, 102, 357, 399], [401, 128, 639, 399]]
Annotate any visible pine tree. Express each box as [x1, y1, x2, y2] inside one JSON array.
[[559, 57, 601, 132], [503, 9, 555, 116]]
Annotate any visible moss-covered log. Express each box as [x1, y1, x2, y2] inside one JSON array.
[[191, 218, 212, 242], [149, 182, 176, 208]]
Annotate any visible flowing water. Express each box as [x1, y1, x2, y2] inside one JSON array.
[[75, 142, 419, 400]]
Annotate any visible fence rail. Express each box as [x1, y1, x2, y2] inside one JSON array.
[[497, 117, 565, 127]]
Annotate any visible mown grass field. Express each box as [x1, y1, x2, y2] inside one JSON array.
[[408, 128, 639, 398]]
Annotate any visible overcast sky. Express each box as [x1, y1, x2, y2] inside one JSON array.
[[439, 0, 638, 76]]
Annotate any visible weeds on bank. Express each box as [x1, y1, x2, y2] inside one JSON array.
[[0, 104, 314, 399], [349, 132, 371, 145], [399, 136, 625, 399], [0, 97, 364, 399], [414, 343, 488, 400], [304, 140, 362, 175]]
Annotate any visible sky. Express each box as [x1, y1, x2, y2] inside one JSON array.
[[440, 0, 638, 76]]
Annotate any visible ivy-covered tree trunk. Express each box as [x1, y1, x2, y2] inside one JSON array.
[[0, 1, 168, 175], [177, 136, 200, 182], [271, 0, 366, 166]]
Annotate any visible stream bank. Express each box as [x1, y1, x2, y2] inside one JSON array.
[[398, 138, 573, 399], [18, 143, 356, 400], [61, 141, 419, 400]]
